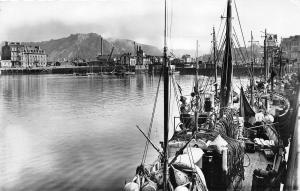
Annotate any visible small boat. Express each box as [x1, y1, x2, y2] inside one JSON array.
[[124, 71, 135, 75], [86, 72, 97, 76]]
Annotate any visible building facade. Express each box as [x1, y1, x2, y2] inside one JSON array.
[[281, 35, 300, 63], [1, 42, 47, 68], [0, 60, 12, 68]]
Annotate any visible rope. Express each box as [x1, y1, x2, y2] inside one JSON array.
[[231, 39, 244, 88], [171, 75, 181, 112], [141, 68, 163, 164], [233, 0, 249, 60]]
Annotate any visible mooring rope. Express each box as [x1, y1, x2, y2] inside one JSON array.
[[141, 68, 163, 164]]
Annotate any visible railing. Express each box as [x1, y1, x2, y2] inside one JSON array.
[[173, 115, 211, 132]]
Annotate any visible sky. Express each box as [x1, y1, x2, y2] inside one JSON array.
[[0, 0, 300, 54]]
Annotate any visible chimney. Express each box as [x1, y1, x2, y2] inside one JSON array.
[[100, 36, 103, 56]]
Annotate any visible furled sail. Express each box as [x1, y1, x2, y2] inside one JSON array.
[[239, 87, 255, 118], [220, 0, 233, 111]]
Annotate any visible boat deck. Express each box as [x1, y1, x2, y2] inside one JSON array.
[[242, 151, 272, 191]]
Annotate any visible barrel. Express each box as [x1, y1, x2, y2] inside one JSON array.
[[251, 172, 266, 191]]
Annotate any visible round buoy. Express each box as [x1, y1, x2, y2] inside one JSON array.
[[175, 186, 189, 191], [124, 182, 139, 191]]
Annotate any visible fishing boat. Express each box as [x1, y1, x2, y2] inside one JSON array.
[[234, 32, 289, 191], [124, 0, 290, 190], [244, 30, 291, 147], [171, 0, 289, 190], [124, 1, 208, 190]]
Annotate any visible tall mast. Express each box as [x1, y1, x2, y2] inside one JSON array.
[[263, 29, 268, 109], [194, 40, 199, 131], [264, 29, 268, 81], [250, 31, 254, 106], [220, 0, 233, 113], [213, 27, 218, 97], [163, 0, 169, 189], [279, 47, 282, 78]]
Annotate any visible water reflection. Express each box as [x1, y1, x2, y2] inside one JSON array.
[[0, 74, 167, 191], [0, 74, 247, 191]]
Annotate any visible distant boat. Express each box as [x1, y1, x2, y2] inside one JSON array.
[[86, 72, 97, 76], [124, 71, 135, 75]]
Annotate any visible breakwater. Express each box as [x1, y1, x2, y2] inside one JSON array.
[[0, 66, 134, 75], [0, 65, 291, 77], [149, 65, 266, 76]]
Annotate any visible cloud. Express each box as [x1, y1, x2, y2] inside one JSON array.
[[0, 0, 299, 53]]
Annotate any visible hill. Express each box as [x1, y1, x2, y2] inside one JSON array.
[[25, 33, 162, 61]]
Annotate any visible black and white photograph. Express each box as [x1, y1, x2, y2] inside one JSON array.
[[0, 0, 299, 190]]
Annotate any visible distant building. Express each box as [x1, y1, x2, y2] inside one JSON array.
[[0, 60, 12, 68], [182, 54, 192, 63], [21, 45, 47, 67], [281, 35, 300, 63], [1, 42, 47, 68], [136, 46, 144, 65]]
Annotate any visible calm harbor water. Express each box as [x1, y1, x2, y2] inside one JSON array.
[[0, 74, 248, 191]]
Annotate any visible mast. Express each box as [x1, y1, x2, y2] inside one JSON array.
[[195, 40, 199, 132], [263, 29, 268, 109], [279, 47, 282, 78], [163, 0, 169, 189], [220, 0, 233, 113], [250, 31, 254, 106], [213, 27, 218, 97], [264, 29, 268, 81]]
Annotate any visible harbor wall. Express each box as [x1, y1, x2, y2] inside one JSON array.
[[0, 66, 134, 75]]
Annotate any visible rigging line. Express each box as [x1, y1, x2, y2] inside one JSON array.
[[203, 46, 217, 88], [216, 38, 226, 63], [232, 33, 253, 78], [141, 68, 163, 164], [217, 5, 227, 38], [232, 30, 253, 80], [171, 75, 181, 112], [217, 20, 227, 51], [199, 40, 217, 91], [233, 0, 249, 60], [169, 0, 173, 48], [232, 26, 247, 64], [232, 40, 244, 88], [232, 41, 253, 90]]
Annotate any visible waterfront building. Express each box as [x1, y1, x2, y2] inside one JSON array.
[[281, 35, 300, 64], [0, 60, 12, 68], [182, 54, 192, 63], [1, 42, 47, 68], [21, 45, 47, 68], [120, 53, 136, 66], [135, 46, 151, 70]]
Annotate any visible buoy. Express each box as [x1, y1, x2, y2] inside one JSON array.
[[124, 182, 139, 191], [174, 185, 189, 191]]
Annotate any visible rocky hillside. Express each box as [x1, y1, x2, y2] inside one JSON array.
[[26, 33, 162, 61]]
